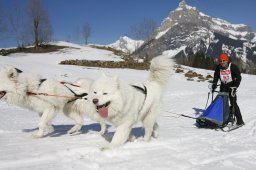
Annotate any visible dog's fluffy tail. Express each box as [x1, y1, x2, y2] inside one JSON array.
[[148, 56, 174, 86]]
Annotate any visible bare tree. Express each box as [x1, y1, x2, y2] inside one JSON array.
[[27, 0, 53, 48], [82, 23, 91, 45], [129, 17, 157, 41]]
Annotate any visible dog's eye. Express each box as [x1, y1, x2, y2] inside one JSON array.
[[103, 93, 108, 95], [94, 91, 97, 94]]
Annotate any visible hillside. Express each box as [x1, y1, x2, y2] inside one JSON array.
[[1, 43, 256, 169]]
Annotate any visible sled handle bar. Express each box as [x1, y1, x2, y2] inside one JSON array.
[[208, 83, 220, 89], [211, 87, 237, 97]]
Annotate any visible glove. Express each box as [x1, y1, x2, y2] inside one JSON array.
[[230, 87, 237, 97], [211, 84, 217, 93]]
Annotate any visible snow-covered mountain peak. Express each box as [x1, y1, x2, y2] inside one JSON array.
[[176, 0, 196, 11], [155, 1, 254, 42], [108, 36, 144, 54], [156, 1, 207, 39]]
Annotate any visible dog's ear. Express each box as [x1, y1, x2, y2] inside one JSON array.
[[15, 68, 23, 73]]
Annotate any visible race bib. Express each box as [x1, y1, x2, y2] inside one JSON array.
[[220, 64, 232, 84]]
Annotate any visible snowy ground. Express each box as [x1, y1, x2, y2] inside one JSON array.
[[0, 42, 256, 170]]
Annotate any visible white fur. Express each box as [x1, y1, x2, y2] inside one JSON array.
[[63, 79, 106, 135], [91, 57, 173, 150], [0, 67, 105, 137]]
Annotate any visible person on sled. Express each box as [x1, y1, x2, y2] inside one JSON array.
[[212, 53, 245, 126]]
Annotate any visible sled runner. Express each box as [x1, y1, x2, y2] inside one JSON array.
[[221, 123, 244, 132], [196, 92, 236, 130]]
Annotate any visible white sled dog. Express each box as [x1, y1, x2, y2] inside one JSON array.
[[91, 57, 173, 150], [63, 79, 106, 135], [0, 67, 105, 137]]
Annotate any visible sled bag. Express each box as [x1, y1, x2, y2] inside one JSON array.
[[198, 92, 230, 127]]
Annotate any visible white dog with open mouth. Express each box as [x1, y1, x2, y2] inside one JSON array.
[[63, 78, 106, 135], [91, 57, 173, 150], [0, 67, 105, 137]]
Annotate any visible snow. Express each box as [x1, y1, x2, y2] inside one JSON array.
[[160, 46, 187, 57], [211, 18, 249, 40], [176, 0, 196, 11], [211, 18, 247, 29], [155, 27, 171, 39], [228, 35, 238, 40], [1, 42, 256, 170], [199, 12, 210, 18], [252, 34, 256, 43], [212, 18, 233, 27], [107, 36, 144, 54]]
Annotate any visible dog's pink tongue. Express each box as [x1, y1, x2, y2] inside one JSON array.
[[98, 106, 108, 118]]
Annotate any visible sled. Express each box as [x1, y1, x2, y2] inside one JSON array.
[[196, 92, 234, 129]]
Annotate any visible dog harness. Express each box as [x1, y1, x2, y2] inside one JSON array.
[[27, 79, 88, 103], [131, 85, 147, 113], [131, 85, 147, 96], [14, 68, 87, 103]]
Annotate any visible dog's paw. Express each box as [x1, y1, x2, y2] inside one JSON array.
[[100, 146, 110, 151], [99, 129, 106, 136], [128, 134, 136, 142], [32, 133, 44, 138], [47, 125, 54, 134], [32, 129, 45, 138], [100, 144, 114, 151], [152, 131, 159, 138], [100, 147, 106, 151], [67, 125, 81, 134], [143, 136, 151, 142], [67, 129, 77, 134]]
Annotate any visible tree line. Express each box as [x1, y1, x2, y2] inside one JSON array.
[[176, 52, 215, 70]]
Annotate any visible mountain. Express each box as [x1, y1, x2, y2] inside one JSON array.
[[132, 0, 256, 72], [107, 36, 144, 54]]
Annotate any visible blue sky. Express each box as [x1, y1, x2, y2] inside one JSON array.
[[1, 0, 256, 47]]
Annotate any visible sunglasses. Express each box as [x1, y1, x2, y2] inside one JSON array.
[[219, 60, 228, 63]]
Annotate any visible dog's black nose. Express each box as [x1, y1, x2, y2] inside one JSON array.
[[92, 98, 98, 104]]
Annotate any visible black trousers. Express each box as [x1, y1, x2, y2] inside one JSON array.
[[229, 93, 244, 124], [221, 85, 244, 124]]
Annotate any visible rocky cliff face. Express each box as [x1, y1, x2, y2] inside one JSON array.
[[133, 0, 256, 68]]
